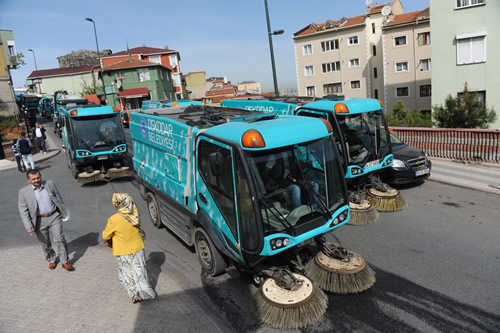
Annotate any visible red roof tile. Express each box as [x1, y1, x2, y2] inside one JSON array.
[[385, 8, 429, 27], [27, 65, 94, 79], [103, 58, 171, 71], [105, 46, 178, 57], [294, 15, 366, 37]]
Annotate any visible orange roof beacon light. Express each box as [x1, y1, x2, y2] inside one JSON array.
[[378, 99, 384, 108], [241, 129, 266, 148], [112, 106, 120, 112], [172, 103, 179, 107], [334, 103, 349, 114], [320, 118, 333, 133], [69, 109, 78, 116]]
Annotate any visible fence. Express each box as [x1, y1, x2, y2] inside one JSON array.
[[391, 127, 500, 163]]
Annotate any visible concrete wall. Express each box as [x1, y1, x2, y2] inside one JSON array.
[[36, 72, 97, 96], [185, 72, 207, 99], [430, 0, 500, 129]]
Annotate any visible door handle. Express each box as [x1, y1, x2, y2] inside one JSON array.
[[198, 193, 208, 205]]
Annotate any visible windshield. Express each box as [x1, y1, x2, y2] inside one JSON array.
[[72, 114, 124, 150], [337, 110, 390, 167], [246, 136, 346, 235]]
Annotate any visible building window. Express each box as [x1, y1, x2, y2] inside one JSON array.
[[374, 89, 379, 99], [321, 39, 339, 52], [374, 67, 378, 79], [372, 23, 376, 34], [322, 61, 341, 73], [418, 32, 431, 45], [160, 70, 164, 80], [350, 80, 361, 89], [349, 58, 360, 68], [347, 35, 359, 46], [457, 34, 486, 65], [458, 90, 486, 103], [396, 86, 410, 97], [172, 73, 181, 87], [303, 44, 313, 56], [420, 59, 431, 71], [394, 36, 407, 47], [324, 83, 342, 95], [372, 45, 377, 56], [304, 65, 314, 76], [149, 55, 161, 64], [395, 61, 409, 72], [137, 68, 150, 82], [170, 55, 178, 68], [456, 0, 485, 9], [116, 71, 125, 79], [306, 86, 316, 97], [420, 85, 432, 97]]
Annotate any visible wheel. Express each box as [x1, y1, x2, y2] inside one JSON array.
[[194, 227, 227, 276], [146, 192, 163, 228], [70, 158, 79, 179], [253, 273, 265, 287], [65, 150, 71, 169]]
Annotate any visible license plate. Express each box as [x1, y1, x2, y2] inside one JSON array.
[[415, 168, 429, 177], [364, 159, 380, 169], [97, 155, 108, 160]]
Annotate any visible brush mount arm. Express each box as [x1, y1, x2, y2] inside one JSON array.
[[261, 267, 304, 291]]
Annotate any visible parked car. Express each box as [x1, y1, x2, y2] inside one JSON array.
[[121, 111, 130, 128], [381, 133, 432, 185]]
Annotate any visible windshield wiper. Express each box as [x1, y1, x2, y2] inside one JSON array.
[[258, 193, 296, 236], [94, 125, 113, 147], [78, 137, 93, 151]]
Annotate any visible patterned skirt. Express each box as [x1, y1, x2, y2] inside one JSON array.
[[116, 249, 156, 301]]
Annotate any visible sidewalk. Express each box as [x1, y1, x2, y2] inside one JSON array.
[[428, 157, 500, 195]]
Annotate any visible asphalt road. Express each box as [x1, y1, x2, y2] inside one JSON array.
[[2, 123, 499, 332]]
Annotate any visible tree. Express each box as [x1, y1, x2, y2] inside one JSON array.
[[79, 79, 102, 97], [433, 83, 496, 128], [385, 101, 433, 127], [8, 52, 25, 69]]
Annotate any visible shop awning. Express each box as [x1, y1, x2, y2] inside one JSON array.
[[118, 87, 149, 99]]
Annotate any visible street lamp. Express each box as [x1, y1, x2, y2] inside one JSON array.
[[85, 17, 107, 103], [264, 0, 283, 97], [27, 48, 41, 94]]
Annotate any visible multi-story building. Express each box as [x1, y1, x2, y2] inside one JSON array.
[[0, 29, 19, 116], [101, 46, 183, 99], [238, 81, 261, 94], [382, 8, 431, 112], [430, 0, 499, 129], [26, 66, 98, 96], [184, 71, 207, 100], [102, 58, 173, 110]]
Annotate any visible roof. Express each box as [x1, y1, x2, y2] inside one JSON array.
[[118, 87, 150, 99], [294, 15, 366, 38], [206, 87, 236, 96], [104, 46, 178, 57], [385, 8, 429, 28], [103, 58, 172, 71], [27, 65, 94, 79]]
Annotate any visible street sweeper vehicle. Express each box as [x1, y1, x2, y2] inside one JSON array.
[[130, 105, 376, 329], [57, 98, 133, 183], [222, 96, 405, 225]]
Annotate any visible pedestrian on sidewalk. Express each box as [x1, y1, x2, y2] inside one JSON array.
[[32, 123, 47, 153], [12, 139, 26, 172], [18, 169, 73, 271], [16, 132, 35, 170], [102, 193, 156, 303]]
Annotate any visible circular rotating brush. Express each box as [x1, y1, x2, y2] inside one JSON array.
[[366, 187, 406, 212], [348, 200, 379, 225], [254, 271, 327, 329], [304, 243, 375, 294]]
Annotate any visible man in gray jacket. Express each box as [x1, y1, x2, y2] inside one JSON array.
[[18, 169, 73, 271]]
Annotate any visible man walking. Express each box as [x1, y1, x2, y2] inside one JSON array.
[[16, 132, 35, 170], [12, 139, 26, 172], [33, 123, 47, 153], [18, 169, 73, 271]]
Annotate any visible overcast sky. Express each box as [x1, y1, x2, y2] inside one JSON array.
[[1, 0, 429, 94]]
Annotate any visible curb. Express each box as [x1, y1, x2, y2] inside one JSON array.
[[0, 149, 60, 171]]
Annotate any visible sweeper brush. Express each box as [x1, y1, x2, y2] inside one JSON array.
[[348, 200, 379, 225], [77, 170, 104, 183], [254, 269, 327, 329], [304, 243, 375, 294], [366, 187, 406, 212], [106, 166, 134, 179]]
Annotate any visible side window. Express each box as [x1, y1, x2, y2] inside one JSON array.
[[198, 140, 237, 237]]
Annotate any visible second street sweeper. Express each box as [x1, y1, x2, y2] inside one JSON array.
[[130, 105, 375, 329]]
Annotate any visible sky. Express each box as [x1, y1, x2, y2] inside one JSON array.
[[1, 0, 429, 94]]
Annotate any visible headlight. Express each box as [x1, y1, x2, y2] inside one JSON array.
[[392, 159, 406, 168]]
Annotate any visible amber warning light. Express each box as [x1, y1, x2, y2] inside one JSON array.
[[334, 103, 349, 113], [241, 129, 266, 148]]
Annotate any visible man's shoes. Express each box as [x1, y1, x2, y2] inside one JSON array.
[[62, 263, 74, 271], [49, 262, 57, 270]]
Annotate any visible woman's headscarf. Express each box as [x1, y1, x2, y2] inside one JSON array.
[[112, 193, 140, 227]]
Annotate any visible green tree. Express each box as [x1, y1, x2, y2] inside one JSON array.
[[8, 52, 25, 69], [385, 101, 433, 127], [432, 83, 496, 128], [79, 79, 102, 97]]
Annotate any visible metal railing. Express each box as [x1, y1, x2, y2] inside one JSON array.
[[392, 127, 500, 163]]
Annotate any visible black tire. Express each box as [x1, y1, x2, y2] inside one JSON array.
[[70, 158, 78, 179], [194, 227, 227, 276], [146, 192, 163, 228]]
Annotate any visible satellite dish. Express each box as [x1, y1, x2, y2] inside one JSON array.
[[117, 80, 122, 89], [381, 5, 392, 16]]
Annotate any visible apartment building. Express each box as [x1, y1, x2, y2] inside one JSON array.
[[184, 71, 207, 100], [430, 0, 499, 129], [382, 8, 431, 112]]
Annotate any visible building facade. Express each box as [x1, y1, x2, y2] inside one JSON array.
[[26, 66, 98, 96], [184, 71, 207, 100], [102, 58, 173, 110], [430, 0, 499, 129], [0, 30, 19, 116], [237, 81, 261, 94], [101, 46, 183, 99]]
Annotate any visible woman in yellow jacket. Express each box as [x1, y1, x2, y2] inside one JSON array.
[[103, 193, 156, 303]]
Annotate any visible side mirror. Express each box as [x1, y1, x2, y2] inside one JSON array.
[[209, 151, 224, 177]]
